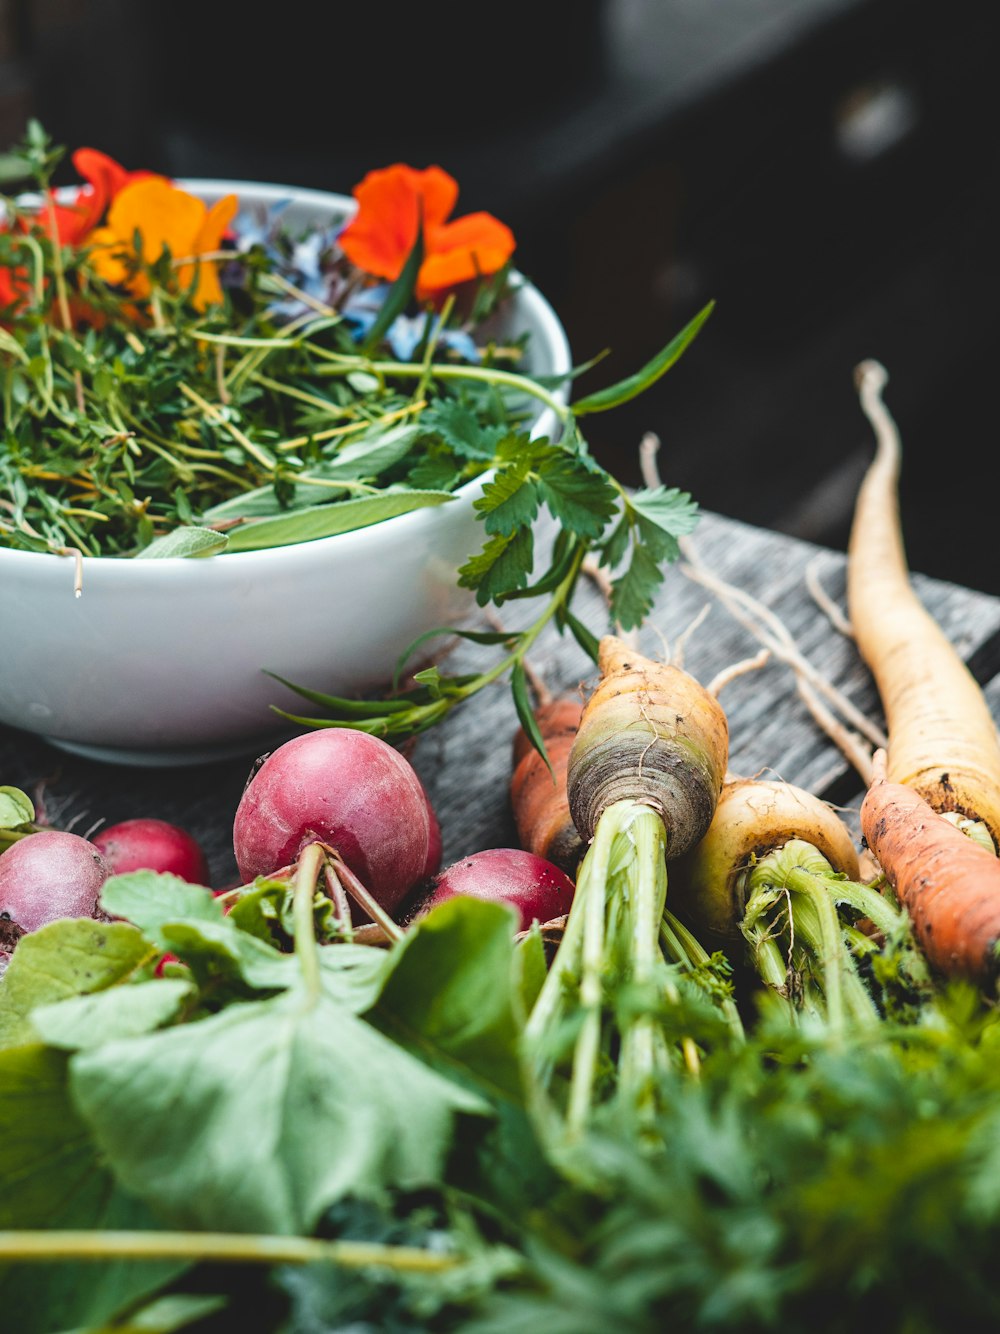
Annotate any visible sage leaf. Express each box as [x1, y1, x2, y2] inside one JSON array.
[[134, 527, 229, 559], [221, 489, 454, 552]]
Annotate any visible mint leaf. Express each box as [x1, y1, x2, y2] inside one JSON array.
[[69, 987, 488, 1234], [458, 527, 535, 605]]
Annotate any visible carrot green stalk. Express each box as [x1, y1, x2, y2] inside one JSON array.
[[523, 635, 731, 1150], [848, 361, 1000, 851], [669, 776, 912, 1028], [861, 747, 1000, 984]]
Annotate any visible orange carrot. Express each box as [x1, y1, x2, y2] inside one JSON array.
[[510, 696, 586, 875], [847, 361, 1000, 849], [861, 747, 1000, 983]]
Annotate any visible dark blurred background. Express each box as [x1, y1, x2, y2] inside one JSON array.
[[2, 0, 994, 593]]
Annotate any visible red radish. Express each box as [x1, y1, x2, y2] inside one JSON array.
[[233, 729, 438, 917], [92, 817, 211, 885], [416, 848, 576, 932], [0, 830, 111, 952]]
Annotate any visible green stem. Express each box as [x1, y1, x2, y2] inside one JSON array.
[[565, 804, 618, 1140], [618, 808, 669, 1115], [292, 842, 324, 1004], [0, 1229, 458, 1273], [309, 350, 571, 425], [744, 842, 881, 1032]]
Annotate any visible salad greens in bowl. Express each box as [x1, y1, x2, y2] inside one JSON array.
[[0, 124, 709, 764]]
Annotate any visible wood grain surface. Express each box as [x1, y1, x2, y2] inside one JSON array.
[[3, 511, 1000, 889]]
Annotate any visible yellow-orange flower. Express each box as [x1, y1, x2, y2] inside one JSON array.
[[87, 177, 238, 310], [338, 164, 515, 301]]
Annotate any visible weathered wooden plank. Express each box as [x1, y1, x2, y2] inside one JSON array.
[[2, 511, 999, 887]]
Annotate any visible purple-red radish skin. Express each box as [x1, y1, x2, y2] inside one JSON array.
[[417, 847, 576, 932], [232, 729, 437, 917], [92, 817, 211, 885], [0, 830, 111, 939]]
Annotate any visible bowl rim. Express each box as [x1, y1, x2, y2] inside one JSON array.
[[2, 178, 572, 574]]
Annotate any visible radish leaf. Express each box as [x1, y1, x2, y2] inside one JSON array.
[[0, 1044, 183, 1334], [32, 978, 194, 1051], [372, 897, 525, 1103], [69, 986, 489, 1235], [0, 919, 154, 1050]]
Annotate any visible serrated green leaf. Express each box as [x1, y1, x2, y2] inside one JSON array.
[[69, 985, 488, 1234], [571, 301, 714, 414], [599, 512, 631, 571], [221, 490, 454, 551], [476, 466, 540, 535], [629, 485, 699, 561], [535, 455, 618, 539], [0, 920, 156, 1050], [610, 543, 665, 631], [458, 527, 535, 605], [134, 527, 229, 559]]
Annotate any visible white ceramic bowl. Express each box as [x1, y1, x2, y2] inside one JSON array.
[[0, 182, 571, 766]]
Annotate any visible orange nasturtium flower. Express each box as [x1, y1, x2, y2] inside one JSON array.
[[49, 147, 160, 246], [1, 147, 152, 316], [338, 164, 516, 302], [87, 176, 238, 311]]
